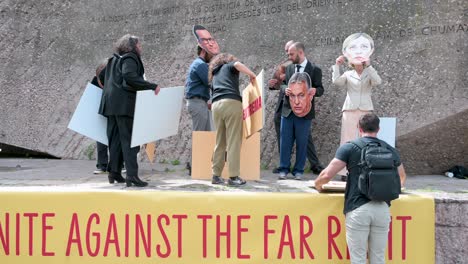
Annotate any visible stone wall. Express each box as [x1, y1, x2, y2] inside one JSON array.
[[435, 197, 468, 264], [0, 0, 467, 174]]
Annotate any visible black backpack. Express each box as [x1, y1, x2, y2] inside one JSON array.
[[349, 138, 401, 201]]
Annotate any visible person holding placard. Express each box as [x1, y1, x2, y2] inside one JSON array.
[[99, 34, 160, 187], [208, 53, 256, 186], [332, 33, 382, 180]]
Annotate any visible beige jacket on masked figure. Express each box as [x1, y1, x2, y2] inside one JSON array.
[[331, 65, 382, 111]]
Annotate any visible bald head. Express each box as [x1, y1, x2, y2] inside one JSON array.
[[284, 40, 295, 53], [288, 42, 306, 64]]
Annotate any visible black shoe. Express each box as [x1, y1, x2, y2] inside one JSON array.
[[228, 176, 246, 186], [211, 175, 225, 185], [108, 172, 125, 183], [126, 175, 148, 187], [272, 167, 280, 174], [341, 175, 347, 182], [311, 165, 324, 174]]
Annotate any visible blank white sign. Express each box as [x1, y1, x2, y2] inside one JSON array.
[[131, 86, 185, 147], [377, 117, 396, 147], [67, 83, 108, 145]]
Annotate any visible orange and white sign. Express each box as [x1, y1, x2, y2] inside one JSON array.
[[242, 70, 264, 138]]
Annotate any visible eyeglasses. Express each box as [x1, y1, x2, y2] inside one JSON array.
[[199, 37, 216, 44]]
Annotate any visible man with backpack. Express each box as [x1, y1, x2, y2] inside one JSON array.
[[315, 113, 406, 264]]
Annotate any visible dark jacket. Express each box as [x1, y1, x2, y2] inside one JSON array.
[[99, 52, 157, 117], [276, 60, 324, 119]]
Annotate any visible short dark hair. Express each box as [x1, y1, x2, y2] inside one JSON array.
[[197, 45, 203, 56], [359, 113, 380, 132], [193, 25, 206, 41]]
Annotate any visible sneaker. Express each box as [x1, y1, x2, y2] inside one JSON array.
[[294, 173, 303, 181], [93, 168, 107, 174], [272, 167, 280, 174], [278, 172, 287, 180], [211, 175, 225, 185], [228, 176, 246, 186]]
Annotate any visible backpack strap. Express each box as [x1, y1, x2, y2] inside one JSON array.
[[346, 138, 367, 171]]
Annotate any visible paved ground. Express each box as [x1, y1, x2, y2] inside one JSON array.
[[0, 158, 467, 200]]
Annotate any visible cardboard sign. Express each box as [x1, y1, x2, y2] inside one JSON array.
[[378, 117, 397, 147], [191, 131, 260, 180], [131, 86, 184, 147], [67, 83, 108, 145], [242, 70, 264, 138], [144, 142, 156, 163]]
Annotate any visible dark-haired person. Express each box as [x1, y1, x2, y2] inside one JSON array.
[[208, 53, 256, 186], [282, 42, 325, 175], [185, 25, 220, 175], [268, 40, 294, 172], [278, 72, 315, 181], [315, 113, 406, 264], [99, 34, 160, 187]]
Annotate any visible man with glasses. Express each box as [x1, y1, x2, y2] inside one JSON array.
[[185, 25, 220, 175]]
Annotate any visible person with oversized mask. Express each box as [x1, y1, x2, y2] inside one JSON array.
[[193, 24, 220, 56], [332, 33, 382, 181], [278, 72, 315, 181], [184, 25, 221, 175]]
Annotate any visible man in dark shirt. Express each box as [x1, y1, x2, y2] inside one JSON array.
[[185, 25, 220, 175], [315, 113, 406, 264]]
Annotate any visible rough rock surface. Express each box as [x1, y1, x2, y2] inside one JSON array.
[[0, 0, 467, 173]]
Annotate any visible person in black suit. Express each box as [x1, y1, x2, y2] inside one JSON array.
[[268, 40, 294, 171], [280, 42, 324, 176], [99, 34, 160, 187]]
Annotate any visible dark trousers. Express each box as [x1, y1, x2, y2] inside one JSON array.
[[96, 142, 108, 170], [279, 115, 311, 175], [275, 110, 322, 168], [107, 115, 140, 177]]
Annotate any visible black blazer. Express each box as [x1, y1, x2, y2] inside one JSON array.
[[99, 52, 157, 118], [279, 60, 324, 119]]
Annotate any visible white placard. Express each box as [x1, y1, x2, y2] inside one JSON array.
[[377, 117, 396, 147], [67, 83, 108, 145], [131, 86, 185, 147]]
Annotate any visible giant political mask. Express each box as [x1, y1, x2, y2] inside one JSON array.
[[342, 33, 374, 65], [192, 25, 220, 56], [288, 73, 312, 117]]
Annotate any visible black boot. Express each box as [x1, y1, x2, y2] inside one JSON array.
[[126, 175, 148, 187], [108, 172, 125, 183]]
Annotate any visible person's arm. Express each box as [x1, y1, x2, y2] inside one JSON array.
[[234, 62, 256, 83], [314, 158, 347, 192], [98, 67, 106, 87], [311, 67, 324, 97], [121, 57, 158, 91], [332, 56, 347, 86], [195, 62, 210, 86], [364, 65, 382, 86], [398, 164, 406, 187]]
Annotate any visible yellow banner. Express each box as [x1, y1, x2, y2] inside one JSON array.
[[0, 192, 434, 263]]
